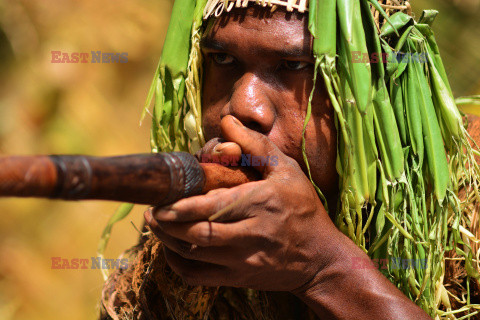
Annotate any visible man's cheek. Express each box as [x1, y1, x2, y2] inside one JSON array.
[[201, 116, 221, 142], [202, 100, 224, 141]]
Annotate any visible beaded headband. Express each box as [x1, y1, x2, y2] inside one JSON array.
[[203, 0, 308, 19]]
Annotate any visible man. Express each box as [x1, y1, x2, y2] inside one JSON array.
[[100, 1, 479, 319], [145, 6, 432, 318]]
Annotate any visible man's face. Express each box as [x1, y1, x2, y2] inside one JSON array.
[[201, 7, 338, 205]]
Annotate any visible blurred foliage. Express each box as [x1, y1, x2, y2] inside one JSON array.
[[0, 0, 171, 319], [413, 0, 480, 101], [0, 0, 478, 319]]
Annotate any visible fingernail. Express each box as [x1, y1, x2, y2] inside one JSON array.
[[144, 209, 152, 222], [214, 142, 236, 154], [231, 116, 243, 127], [213, 144, 224, 154], [154, 208, 176, 220]]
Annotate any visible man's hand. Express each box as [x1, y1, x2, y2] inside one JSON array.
[[144, 115, 432, 319], [144, 115, 342, 291]]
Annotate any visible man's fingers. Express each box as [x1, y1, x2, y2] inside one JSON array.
[[156, 219, 254, 247], [145, 208, 193, 251], [196, 137, 242, 166], [146, 209, 239, 264], [195, 137, 223, 159], [163, 247, 234, 287], [165, 240, 240, 266], [213, 141, 242, 157], [153, 182, 262, 222], [220, 115, 289, 175]]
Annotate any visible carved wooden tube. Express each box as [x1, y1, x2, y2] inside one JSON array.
[[0, 152, 259, 206]]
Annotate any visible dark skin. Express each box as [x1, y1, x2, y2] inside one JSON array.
[[145, 7, 432, 319]]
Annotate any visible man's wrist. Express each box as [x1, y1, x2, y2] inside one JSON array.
[[292, 234, 432, 319]]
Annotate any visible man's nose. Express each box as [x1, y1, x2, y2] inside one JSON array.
[[220, 72, 275, 134]]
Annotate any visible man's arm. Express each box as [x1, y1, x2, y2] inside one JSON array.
[[294, 113, 479, 319], [292, 232, 432, 319]]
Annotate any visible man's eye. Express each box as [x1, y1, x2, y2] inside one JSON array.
[[282, 60, 310, 70], [211, 53, 235, 65]]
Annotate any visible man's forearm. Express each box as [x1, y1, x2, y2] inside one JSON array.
[[293, 234, 432, 320]]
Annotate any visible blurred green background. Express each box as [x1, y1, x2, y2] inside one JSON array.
[[0, 0, 478, 319]]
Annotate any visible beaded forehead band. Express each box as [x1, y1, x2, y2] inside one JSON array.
[[203, 0, 308, 19], [203, 0, 412, 24]]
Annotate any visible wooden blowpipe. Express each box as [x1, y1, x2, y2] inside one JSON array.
[[0, 152, 259, 206]]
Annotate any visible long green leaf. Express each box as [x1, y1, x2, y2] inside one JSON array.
[[97, 203, 135, 280], [411, 51, 449, 202], [404, 62, 424, 163], [372, 83, 405, 180], [337, 0, 372, 114], [309, 0, 336, 58], [426, 49, 462, 139], [380, 12, 413, 37]]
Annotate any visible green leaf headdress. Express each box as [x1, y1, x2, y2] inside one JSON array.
[[142, 0, 480, 317]]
